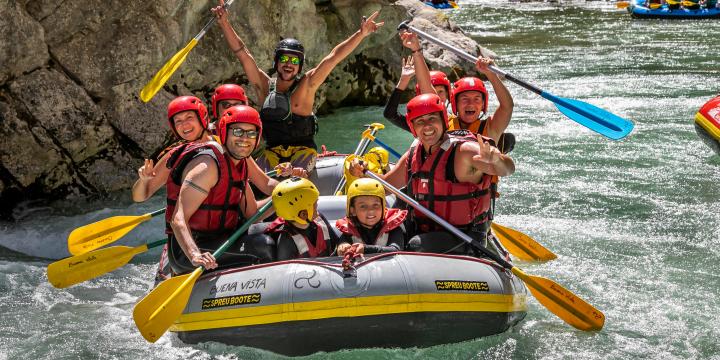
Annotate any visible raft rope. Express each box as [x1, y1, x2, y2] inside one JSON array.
[[342, 244, 364, 276]]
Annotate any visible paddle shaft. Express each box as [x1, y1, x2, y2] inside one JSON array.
[[371, 137, 403, 159], [194, 0, 236, 41], [364, 172, 511, 268], [398, 22, 542, 95]]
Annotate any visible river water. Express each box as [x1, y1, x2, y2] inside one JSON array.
[[1, 0, 719, 358]]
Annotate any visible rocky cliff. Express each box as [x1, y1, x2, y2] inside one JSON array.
[[0, 0, 489, 219]]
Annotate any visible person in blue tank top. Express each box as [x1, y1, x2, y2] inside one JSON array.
[[212, 1, 384, 173]]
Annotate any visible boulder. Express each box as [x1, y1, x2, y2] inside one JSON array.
[[0, 1, 49, 84], [0, 92, 74, 190], [8, 69, 115, 163]]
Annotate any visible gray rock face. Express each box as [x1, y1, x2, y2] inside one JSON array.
[[0, 1, 49, 84], [0, 0, 488, 218]]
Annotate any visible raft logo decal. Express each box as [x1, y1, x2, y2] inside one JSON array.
[[435, 280, 489, 292], [201, 293, 261, 309], [294, 269, 321, 289], [209, 278, 267, 295]]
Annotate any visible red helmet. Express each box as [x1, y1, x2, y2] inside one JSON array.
[[218, 105, 263, 148], [415, 71, 452, 96], [405, 93, 448, 137], [450, 77, 488, 115], [167, 96, 209, 137], [211, 84, 249, 119]]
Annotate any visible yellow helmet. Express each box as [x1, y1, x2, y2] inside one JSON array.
[[366, 147, 389, 168], [346, 178, 386, 216], [272, 177, 319, 225]]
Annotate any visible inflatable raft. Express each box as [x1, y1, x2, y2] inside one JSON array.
[[423, 1, 459, 9], [628, 0, 720, 18], [164, 154, 529, 355], [694, 95, 720, 155]]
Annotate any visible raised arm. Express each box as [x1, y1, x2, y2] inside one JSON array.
[[476, 57, 514, 142], [170, 156, 220, 269], [383, 55, 414, 133], [400, 31, 435, 96], [304, 11, 384, 90], [131, 153, 171, 202], [213, 0, 270, 98]]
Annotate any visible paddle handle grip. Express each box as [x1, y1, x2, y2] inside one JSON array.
[[195, 0, 236, 40], [364, 171, 512, 269], [397, 22, 543, 95], [212, 201, 273, 259]]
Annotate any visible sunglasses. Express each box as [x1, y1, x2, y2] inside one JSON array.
[[278, 54, 301, 65], [229, 128, 259, 139], [219, 100, 247, 110]]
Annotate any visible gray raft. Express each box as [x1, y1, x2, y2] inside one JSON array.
[[168, 155, 528, 355]]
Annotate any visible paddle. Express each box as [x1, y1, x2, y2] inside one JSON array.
[[139, 0, 236, 102], [68, 209, 165, 256], [68, 170, 278, 255], [365, 171, 605, 331], [398, 22, 634, 141], [616, 1, 630, 8], [48, 239, 167, 289], [491, 223, 556, 262], [366, 138, 556, 262], [133, 201, 273, 342], [334, 123, 385, 195]]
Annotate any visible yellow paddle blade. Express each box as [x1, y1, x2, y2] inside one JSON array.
[[491, 223, 557, 262], [133, 267, 202, 342], [681, 0, 697, 5], [512, 267, 605, 331], [649, 3, 662, 8], [616, 1, 630, 8], [68, 213, 153, 255], [47, 244, 148, 289], [140, 39, 199, 103]]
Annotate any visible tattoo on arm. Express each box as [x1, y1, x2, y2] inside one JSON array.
[[183, 179, 209, 194]]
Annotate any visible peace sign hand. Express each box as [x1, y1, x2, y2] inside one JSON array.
[[138, 159, 156, 182], [360, 11, 385, 37]]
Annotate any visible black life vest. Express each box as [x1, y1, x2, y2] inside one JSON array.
[[264, 215, 334, 258], [259, 75, 318, 147]]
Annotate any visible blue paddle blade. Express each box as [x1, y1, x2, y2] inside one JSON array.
[[541, 92, 634, 140]]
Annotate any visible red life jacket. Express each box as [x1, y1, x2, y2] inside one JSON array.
[[265, 215, 333, 258], [407, 134, 493, 232], [165, 142, 248, 236], [335, 208, 407, 246]]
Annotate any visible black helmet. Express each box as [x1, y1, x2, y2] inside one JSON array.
[[273, 38, 305, 73]]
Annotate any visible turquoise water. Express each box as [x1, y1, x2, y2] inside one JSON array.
[[2, 1, 720, 358]]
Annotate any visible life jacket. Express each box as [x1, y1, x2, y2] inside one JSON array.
[[259, 75, 318, 147], [447, 118, 515, 220], [448, 114, 489, 136], [164, 142, 248, 236], [406, 134, 493, 232], [265, 215, 333, 258], [335, 208, 407, 246]]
